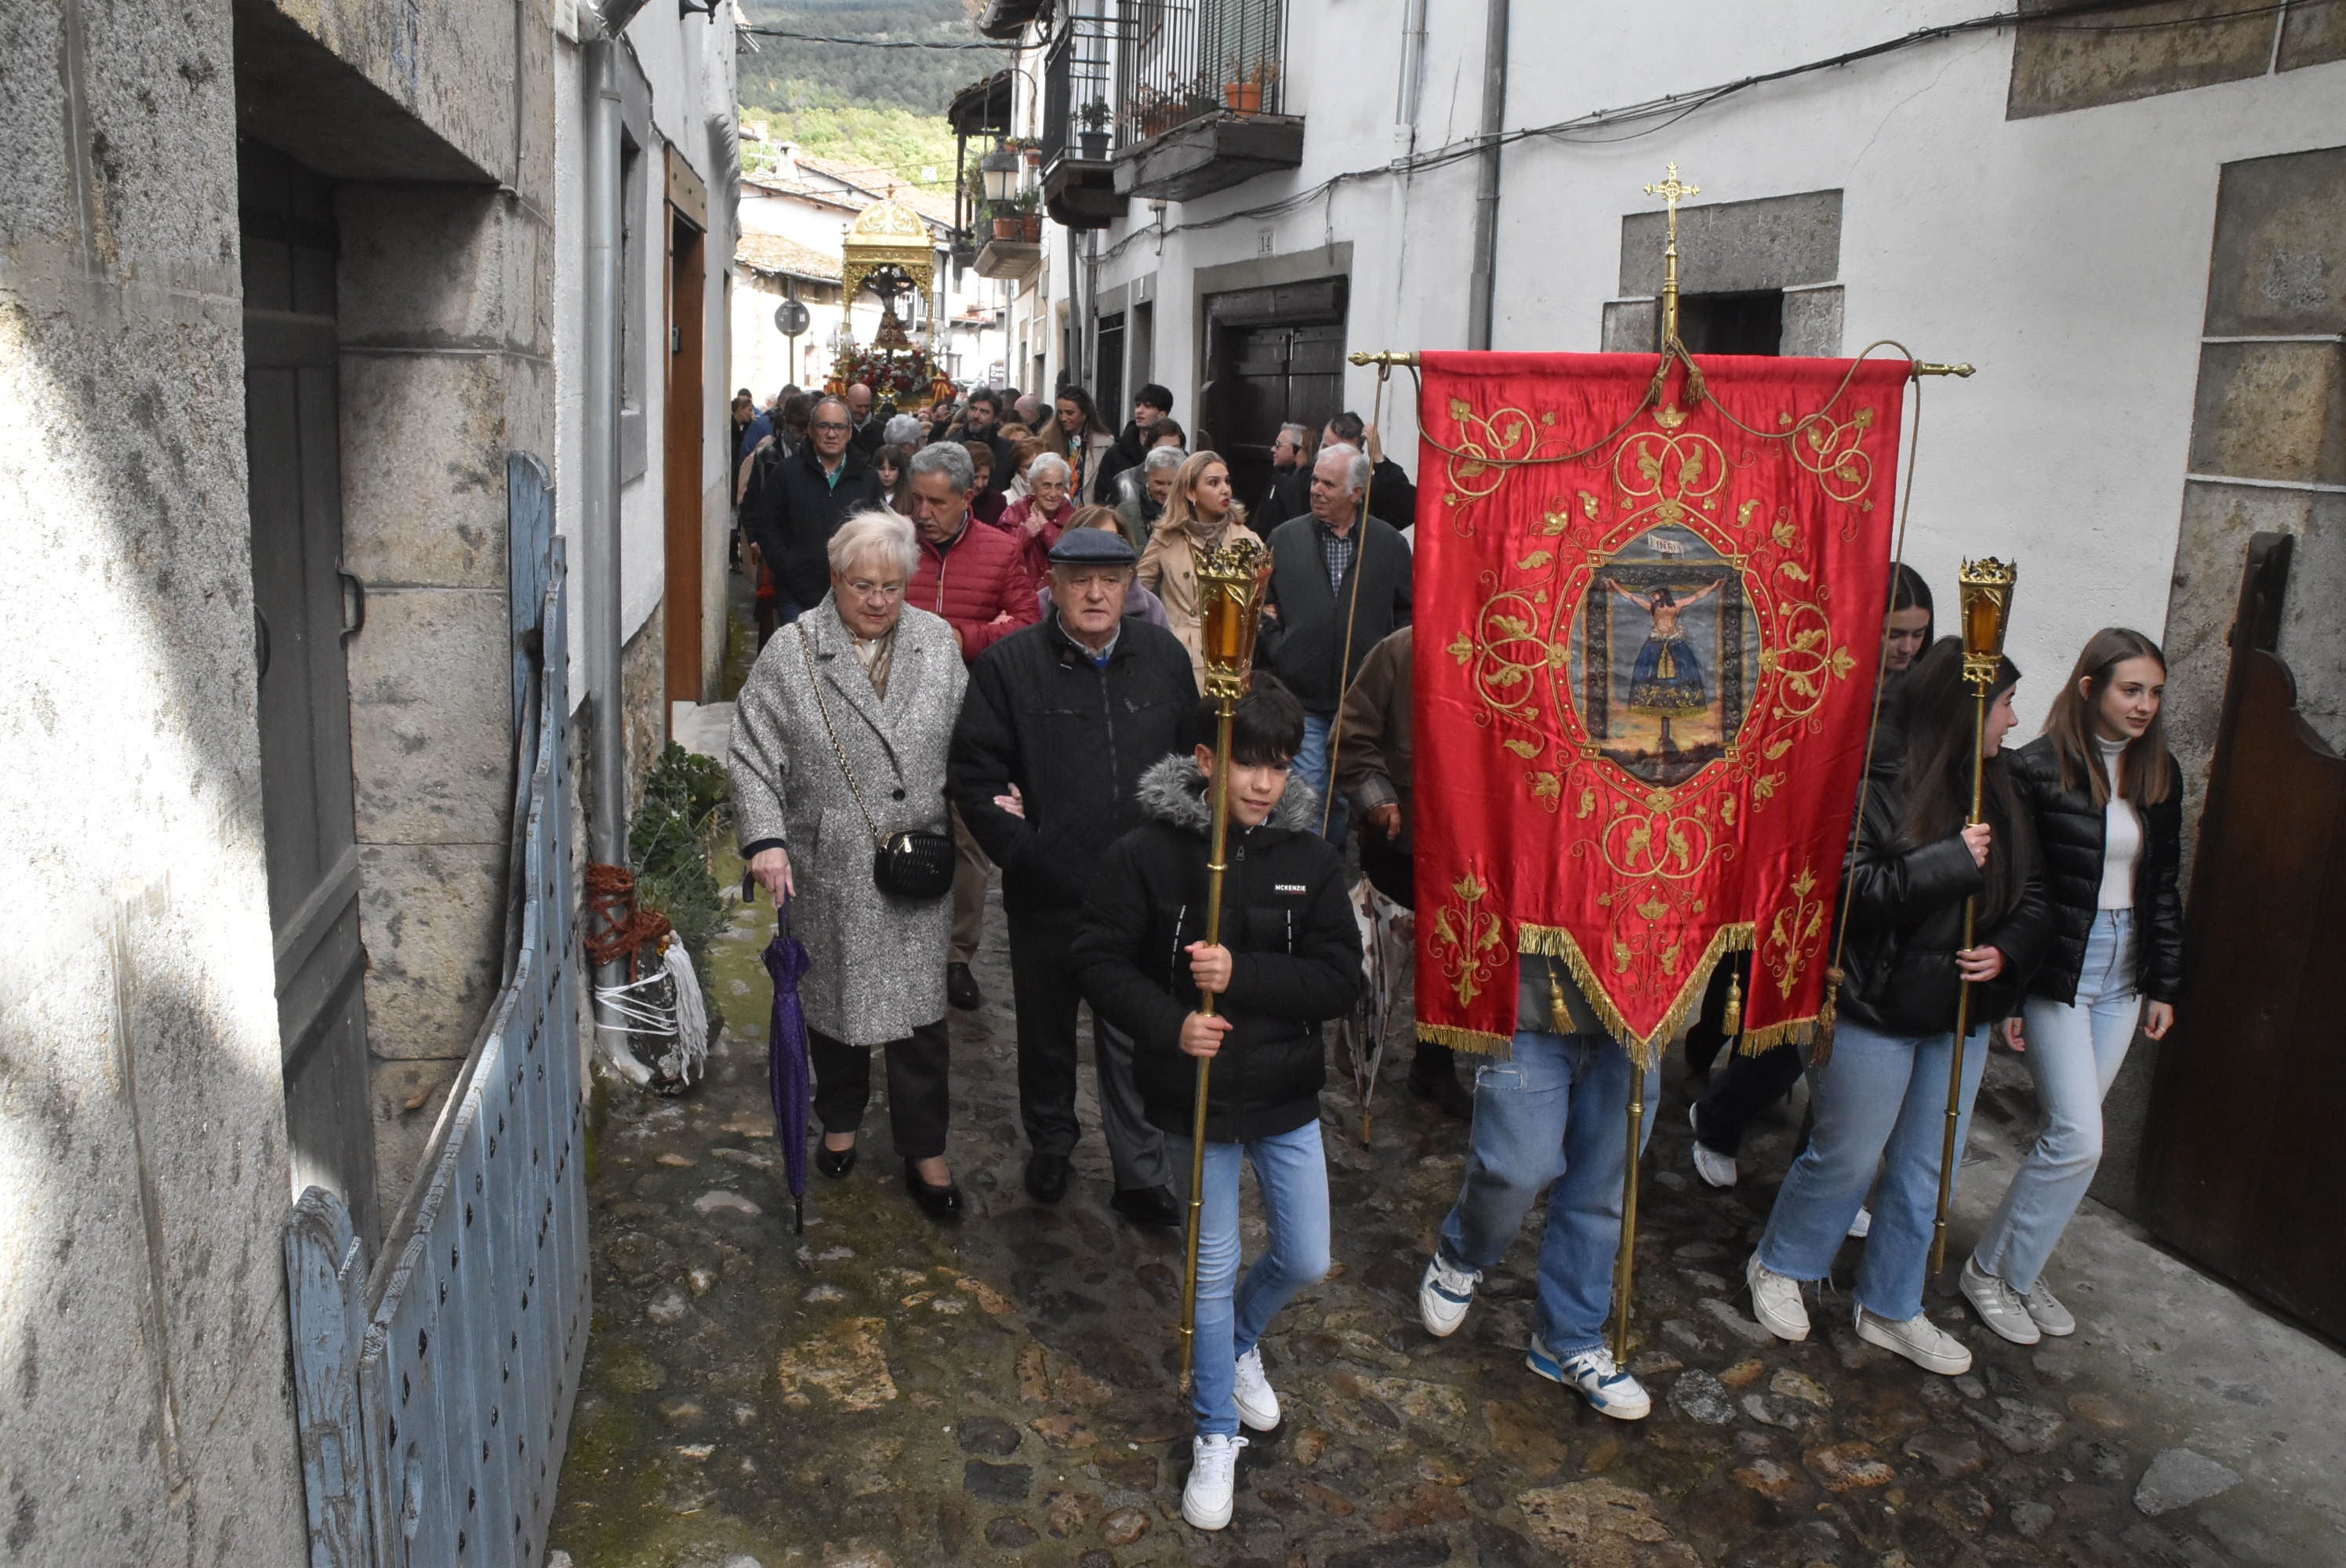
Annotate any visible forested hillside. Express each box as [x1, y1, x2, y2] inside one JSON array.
[[738, 0, 1001, 192]]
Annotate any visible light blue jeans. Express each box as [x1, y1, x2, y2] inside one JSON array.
[[1190, 1120, 1331, 1438], [1437, 1030, 1660, 1358], [1974, 911, 2140, 1294], [1294, 713, 1350, 844], [1758, 1018, 1991, 1323]]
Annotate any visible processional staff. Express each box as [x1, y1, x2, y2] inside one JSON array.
[[1177, 539, 1273, 1389]]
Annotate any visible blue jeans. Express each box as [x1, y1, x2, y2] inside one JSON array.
[[1437, 1030, 1659, 1358], [1759, 1019, 1991, 1323], [1191, 1120, 1331, 1438], [1974, 911, 2138, 1293], [1294, 713, 1349, 845]]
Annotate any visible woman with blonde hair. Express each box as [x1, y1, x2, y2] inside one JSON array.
[[1138, 449, 1262, 682]]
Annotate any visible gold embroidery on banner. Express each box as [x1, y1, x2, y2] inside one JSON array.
[[1429, 872, 1508, 1009], [1762, 862, 1830, 1001]]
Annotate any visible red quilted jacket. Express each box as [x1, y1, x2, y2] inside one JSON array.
[[910, 517, 1040, 662]]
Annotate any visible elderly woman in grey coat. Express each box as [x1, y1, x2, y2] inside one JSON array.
[[729, 509, 968, 1218]]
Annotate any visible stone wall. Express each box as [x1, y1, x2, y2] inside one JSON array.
[[0, 4, 309, 1562], [2008, 0, 2345, 119], [339, 173, 557, 1201], [624, 604, 670, 815]]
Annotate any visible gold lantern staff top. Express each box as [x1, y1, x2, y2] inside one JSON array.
[[1956, 557, 2017, 691]]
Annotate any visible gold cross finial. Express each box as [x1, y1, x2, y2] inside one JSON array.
[[1644, 162, 1699, 239]]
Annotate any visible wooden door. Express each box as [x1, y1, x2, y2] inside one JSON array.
[[663, 208, 706, 709], [1201, 278, 1346, 516], [239, 140, 380, 1244], [2139, 534, 2346, 1338]]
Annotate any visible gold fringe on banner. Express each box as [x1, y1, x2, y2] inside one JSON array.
[[1418, 1021, 1515, 1056], [1516, 920, 1760, 1073]]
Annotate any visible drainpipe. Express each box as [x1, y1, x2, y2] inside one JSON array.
[[582, 16, 637, 1073], [1465, 0, 1509, 350], [1395, 0, 1429, 136]]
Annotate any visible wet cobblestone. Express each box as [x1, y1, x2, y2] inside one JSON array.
[[549, 863, 2280, 1566]]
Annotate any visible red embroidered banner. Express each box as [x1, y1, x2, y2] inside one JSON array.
[[1413, 352, 1908, 1057]]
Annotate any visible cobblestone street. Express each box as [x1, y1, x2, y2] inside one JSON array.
[[549, 840, 2338, 1568]]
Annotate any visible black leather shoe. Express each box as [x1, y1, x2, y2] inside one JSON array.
[[1110, 1185, 1182, 1229], [816, 1142, 857, 1180], [1024, 1149, 1070, 1203], [947, 962, 983, 1011], [1410, 1051, 1476, 1122], [904, 1161, 964, 1220]]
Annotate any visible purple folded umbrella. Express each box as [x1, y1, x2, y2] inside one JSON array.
[[759, 891, 813, 1233]]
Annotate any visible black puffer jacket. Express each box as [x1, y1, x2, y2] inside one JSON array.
[[741, 441, 888, 608], [1838, 757, 2051, 1035], [1073, 757, 1363, 1142], [2006, 735, 2184, 1005], [948, 615, 1199, 919]]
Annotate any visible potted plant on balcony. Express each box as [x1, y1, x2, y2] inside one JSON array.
[[1077, 98, 1113, 161], [1184, 73, 1222, 124], [1013, 189, 1042, 243], [990, 201, 1022, 241], [1224, 57, 1278, 115]]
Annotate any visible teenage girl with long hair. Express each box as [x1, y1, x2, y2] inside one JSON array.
[[1043, 386, 1115, 501], [1959, 629, 2181, 1345], [1746, 637, 2048, 1376]]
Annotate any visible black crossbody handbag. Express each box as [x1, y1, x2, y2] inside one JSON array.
[[797, 624, 957, 902]]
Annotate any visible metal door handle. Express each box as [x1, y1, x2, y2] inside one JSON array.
[[338, 566, 366, 642], [255, 607, 272, 678]]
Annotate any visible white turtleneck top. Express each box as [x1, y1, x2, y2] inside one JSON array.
[[2095, 733, 2140, 910]]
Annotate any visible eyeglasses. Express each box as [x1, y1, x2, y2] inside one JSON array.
[[812, 421, 851, 434], [845, 579, 906, 600]]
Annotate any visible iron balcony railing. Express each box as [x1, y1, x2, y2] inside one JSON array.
[[1041, 2, 1119, 169], [1117, 0, 1287, 150]]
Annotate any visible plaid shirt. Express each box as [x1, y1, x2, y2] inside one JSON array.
[[1316, 517, 1359, 594]]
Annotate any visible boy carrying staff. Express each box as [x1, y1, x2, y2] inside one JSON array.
[[1071, 676, 1363, 1532]]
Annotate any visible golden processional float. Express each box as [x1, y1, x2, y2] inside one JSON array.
[[826, 196, 956, 409]]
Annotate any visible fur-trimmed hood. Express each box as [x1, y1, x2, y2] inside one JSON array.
[[1135, 753, 1322, 837]]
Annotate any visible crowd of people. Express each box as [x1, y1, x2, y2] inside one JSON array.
[[721, 378, 2184, 1535]]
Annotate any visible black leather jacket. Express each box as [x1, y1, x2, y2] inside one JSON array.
[[2006, 735, 2184, 1006], [1839, 758, 2051, 1035]]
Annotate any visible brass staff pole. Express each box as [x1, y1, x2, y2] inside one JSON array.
[[1178, 539, 1270, 1389], [1610, 1047, 1650, 1366], [1931, 558, 2017, 1276]]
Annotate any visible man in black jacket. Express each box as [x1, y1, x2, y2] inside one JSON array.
[[1259, 441, 1413, 844], [1260, 421, 1314, 528], [947, 387, 1015, 497], [950, 528, 1197, 1221], [740, 394, 888, 629], [1092, 383, 1175, 503]]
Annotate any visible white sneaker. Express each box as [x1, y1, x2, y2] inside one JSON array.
[[1959, 1256, 2041, 1346], [1232, 1347, 1281, 1432], [1418, 1254, 1481, 1338], [1855, 1305, 1973, 1376], [1745, 1251, 1810, 1341], [1181, 1433, 1247, 1530], [1847, 1206, 1873, 1239], [2022, 1276, 2076, 1337], [1527, 1338, 1651, 1421], [1689, 1105, 1738, 1189]]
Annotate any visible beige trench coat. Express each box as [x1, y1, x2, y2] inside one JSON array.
[[1136, 516, 1265, 685]]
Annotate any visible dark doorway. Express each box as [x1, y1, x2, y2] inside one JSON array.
[[1679, 290, 1785, 356], [1201, 276, 1348, 519], [2139, 535, 2346, 1341], [663, 208, 706, 707], [1095, 310, 1126, 426], [239, 140, 380, 1243]]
